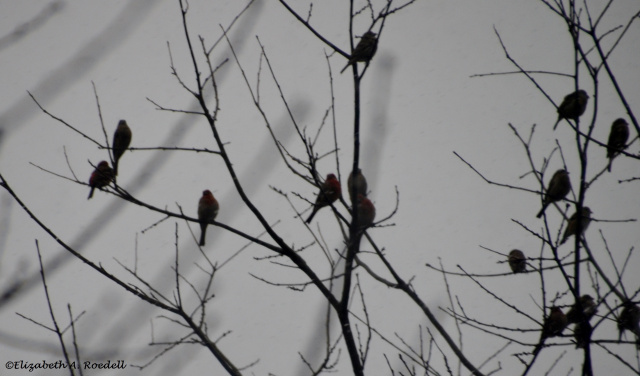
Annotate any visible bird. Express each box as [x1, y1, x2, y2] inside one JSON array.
[[533, 306, 568, 355], [606, 118, 629, 172], [536, 169, 571, 218], [306, 174, 341, 223], [88, 161, 115, 199], [354, 193, 376, 229], [112, 120, 132, 176], [508, 249, 526, 273], [560, 207, 592, 245], [198, 190, 219, 246], [618, 300, 640, 342], [347, 168, 368, 204], [553, 90, 589, 130], [340, 31, 378, 74], [574, 321, 592, 349], [566, 294, 597, 324]]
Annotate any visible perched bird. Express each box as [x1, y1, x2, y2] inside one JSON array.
[[566, 294, 597, 324], [606, 118, 629, 172], [560, 207, 592, 245], [198, 190, 219, 246], [618, 300, 640, 342], [88, 161, 115, 199], [553, 90, 589, 130], [533, 306, 568, 355], [536, 169, 571, 218], [574, 321, 592, 349], [347, 168, 368, 204], [306, 174, 342, 223], [340, 31, 378, 74], [508, 249, 526, 273], [112, 120, 132, 176], [354, 194, 376, 229]]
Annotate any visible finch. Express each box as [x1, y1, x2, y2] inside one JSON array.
[[340, 31, 378, 74], [508, 249, 526, 273], [88, 161, 114, 199], [198, 190, 219, 246], [347, 168, 368, 204], [112, 120, 132, 176], [354, 194, 376, 229], [606, 118, 629, 172], [566, 294, 597, 324], [553, 90, 589, 130], [533, 306, 568, 355], [560, 207, 592, 245], [306, 174, 341, 223], [618, 300, 640, 342], [536, 169, 571, 218]]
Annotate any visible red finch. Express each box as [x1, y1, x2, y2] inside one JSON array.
[[347, 168, 368, 204], [553, 90, 589, 130], [88, 161, 114, 199], [340, 31, 378, 74], [533, 306, 568, 355], [508, 249, 526, 273], [306, 174, 341, 224], [112, 120, 132, 176], [560, 207, 592, 245], [606, 118, 629, 172], [354, 193, 375, 229], [618, 300, 640, 342], [198, 190, 219, 246], [566, 294, 597, 324], [536, 169, 571, 218]]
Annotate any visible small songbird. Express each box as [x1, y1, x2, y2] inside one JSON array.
[[306, 174, 342, 223], [508, 249, 526, 273], [606, 118, 629, 172], [198, 190, 219, 246], [533, 306, 568, 355], [553, 90, 589, 130], [536, 169, 571, 218], [354, 193, 376, 229], [347, 168, 368, 204], [618, 300, 640, 342], [340, 31, 378, 74], [88, 161, 115, 199], [560, 207, 592, 245], [112, 120, 132, 176], [566, 294, 597, 324]]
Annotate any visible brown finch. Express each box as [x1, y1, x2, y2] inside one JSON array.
[[533, 306, 568, 355], [536, 169, 571, 218], [566, 294, 597, 324], [508, 249, 526, 273], [553, 90, 589, 130], [560, 207, 592, 245], [606, 118, 629, 172], [354, 194, 375, 229], [306, 174, 341, 223], [618, 300, 640, 342], [347, 168, 368, 204], [340, 31, 378, 74], [198, 190, 219, 246], [112, 120, 132, 176], [88, 161, 114, 199]]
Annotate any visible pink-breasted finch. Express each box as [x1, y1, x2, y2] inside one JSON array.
[[536, 169, 571, 218], [553, 90, 589, 130], [606, 118, 629, 172], [340, 31, 378, 74], [533, 306, 568, 355], [306, 174, 341, 224], [112, 120, 132, 176], [618, 300, 640, 342], [198, 190, 219, 246], [88, 161, 115, 199], [508, 249, 526, 273], [354, 194, 376, 229], [560, 207, 592, 245], [566, 294, 597, 324], [347, 168, 368, 204]]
